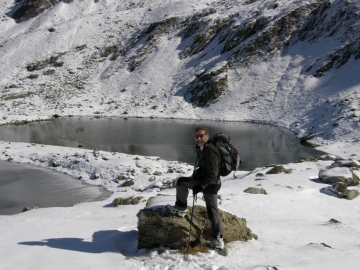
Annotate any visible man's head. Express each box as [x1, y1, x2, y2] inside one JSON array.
[[194, 127, 210, 147]]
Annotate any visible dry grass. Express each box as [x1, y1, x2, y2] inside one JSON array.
[[178, 244, 209, 255]]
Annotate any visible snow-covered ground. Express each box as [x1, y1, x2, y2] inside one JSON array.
[[0, 141, 359, 269], [1, 0, 360, 269]]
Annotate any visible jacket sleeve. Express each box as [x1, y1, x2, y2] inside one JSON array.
[[201, 145, 220, 187]]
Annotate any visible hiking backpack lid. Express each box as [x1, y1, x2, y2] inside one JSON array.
[[210, 133, 241, 177]]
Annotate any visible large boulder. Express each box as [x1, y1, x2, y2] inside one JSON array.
[[319, 167, 360, 186], [137, 204, 257, 250]]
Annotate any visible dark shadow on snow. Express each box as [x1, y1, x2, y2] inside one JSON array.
[[319, 187, 339, 198], [102, 203, 115, 208], [19, 229, 146, 257], [5, 0, 23, 19], [308, 177, 323, 184]]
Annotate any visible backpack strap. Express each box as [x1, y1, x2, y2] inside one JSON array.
[[205, 142, 221, 180]]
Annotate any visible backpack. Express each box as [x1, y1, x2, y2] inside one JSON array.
[[210, 133, 241, 177]]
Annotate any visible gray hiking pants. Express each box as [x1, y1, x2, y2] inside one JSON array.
[[175, 177, 223, 237]]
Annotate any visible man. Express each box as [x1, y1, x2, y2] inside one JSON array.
[[166, 127, 224, 249]]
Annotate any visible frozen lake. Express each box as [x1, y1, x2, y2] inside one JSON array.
[[0, 161, 110, 215], [0, 117, 325, 215], [0, 117, 325, 170]]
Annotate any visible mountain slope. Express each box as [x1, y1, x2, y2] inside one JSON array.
[[0, 0, 359, 154]]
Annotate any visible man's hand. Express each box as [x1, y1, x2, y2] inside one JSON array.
[[193, 185, 203, 196]]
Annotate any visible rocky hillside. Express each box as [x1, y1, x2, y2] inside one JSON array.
[[0, 0, 359, 146]]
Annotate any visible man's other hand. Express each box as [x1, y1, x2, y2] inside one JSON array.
[[192, 185, 203, 196]]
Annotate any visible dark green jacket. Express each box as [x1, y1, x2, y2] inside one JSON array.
[[192, 143, 221, 187]]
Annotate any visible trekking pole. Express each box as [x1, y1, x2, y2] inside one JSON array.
[[186, 152, 199, 256], [186, 194, 197, 254]]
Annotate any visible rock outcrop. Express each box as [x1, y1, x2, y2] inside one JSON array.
[[11, 0, 73, 22], [187, 63, 228, 107], [137, 205, 257, 250]]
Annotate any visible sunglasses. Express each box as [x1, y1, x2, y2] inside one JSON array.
[[194, 134, 206, 139]]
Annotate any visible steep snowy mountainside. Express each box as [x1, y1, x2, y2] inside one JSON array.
[[0, 0, 359, 151]]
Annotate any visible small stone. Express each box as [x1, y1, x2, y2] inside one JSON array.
[[346, 189, 360, 200], [329, 218, 341, 224], [266, 165, 284, 174], [22, 206, 39, 212], [297, 156, 317, 162], [122, 179, 134, 187], [244, 187, 267, 195]]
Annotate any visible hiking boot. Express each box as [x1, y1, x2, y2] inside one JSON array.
[[206, 235, 224, 249], [165, 204, 187, 217]]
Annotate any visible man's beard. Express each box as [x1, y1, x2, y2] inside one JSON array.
[[197, 142, 205, 148]]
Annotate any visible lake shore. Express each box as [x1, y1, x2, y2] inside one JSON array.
[[0, 160, 111, 215], [0, 138, 359, 270]]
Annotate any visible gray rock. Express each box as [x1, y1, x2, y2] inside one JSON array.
[[93, 149, 100, 157], [297, 156, 317, 162], [321, 186, 359, 200], [22, 206, 39, 212], [319, 167, 359, 186], [332, 159, 360, 169], [299, 134, 316, 142], [332, 182, 347, 193], [137, 205, 257, 250], [113, 196, 144, 206], [50, 160, 60, 167], [345, 190, 360, 200], [122, 179, 134, 187], [266, 165, 284, 174], [317, 155, 337, 161], [329, 218, 341, 223], [244, 187, 267, 195], [118, 175, 126, 180]]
